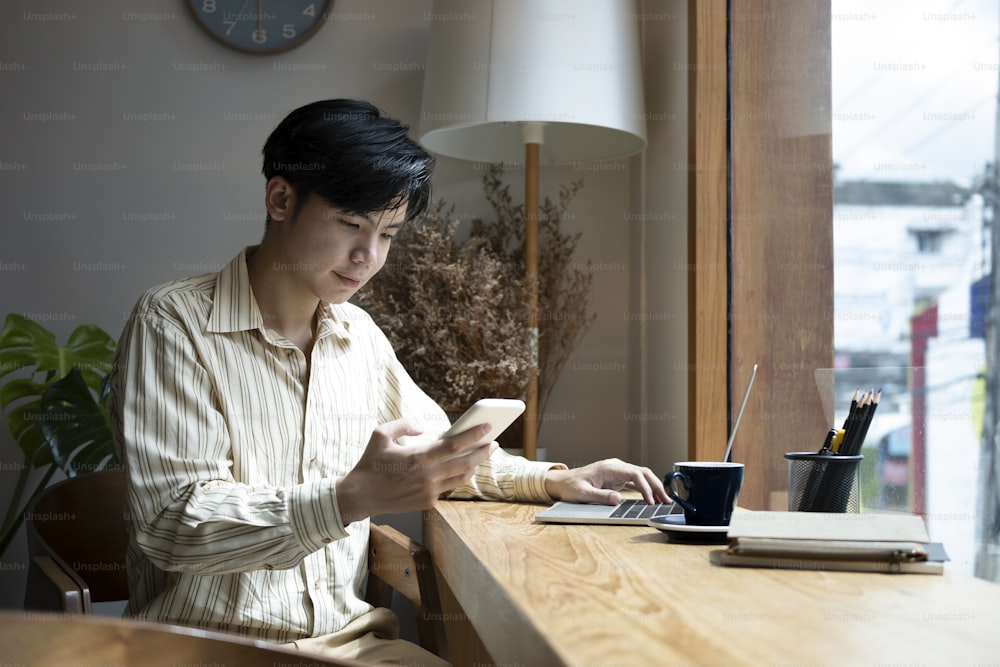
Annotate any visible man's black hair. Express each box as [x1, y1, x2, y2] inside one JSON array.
[[262, 99, 434, 227]]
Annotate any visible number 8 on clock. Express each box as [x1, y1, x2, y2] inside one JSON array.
[[186, 0, 333, 54]]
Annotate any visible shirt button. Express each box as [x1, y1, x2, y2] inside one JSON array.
[[314, 580, 322, 590], [322, 538, 332, 544]]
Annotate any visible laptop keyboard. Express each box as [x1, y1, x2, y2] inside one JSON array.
[[608, 498, 676, 520]]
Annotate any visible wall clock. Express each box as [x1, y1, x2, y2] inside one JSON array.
[[186, 0, 333, 54]]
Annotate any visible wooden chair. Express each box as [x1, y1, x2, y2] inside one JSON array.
[[23, 469, 449, 660], [366, 520, 449, 659], [23, 468, 129, 613]]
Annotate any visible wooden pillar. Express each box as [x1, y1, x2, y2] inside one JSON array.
[[687, 0, 729, 462], [728, 0, 834, 508]]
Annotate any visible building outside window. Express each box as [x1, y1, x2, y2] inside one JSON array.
[[832, 0, 998, 581]]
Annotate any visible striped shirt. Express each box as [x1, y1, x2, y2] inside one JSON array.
[[108, 247, 560, 642]]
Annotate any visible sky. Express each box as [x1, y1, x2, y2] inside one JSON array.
[[832, 0, 1000, 186]]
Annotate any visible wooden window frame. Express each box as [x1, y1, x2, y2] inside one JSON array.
[[688, 0, 834, 510]]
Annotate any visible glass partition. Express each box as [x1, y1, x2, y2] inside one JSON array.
[[814, 366, 984, 576], [831, 0, 998, 581]]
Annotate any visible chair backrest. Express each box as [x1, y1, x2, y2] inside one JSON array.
[[366, 522, 449, 660], [24, 468, 129, 612]]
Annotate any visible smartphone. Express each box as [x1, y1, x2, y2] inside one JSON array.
[[443, 398, 526, 447]]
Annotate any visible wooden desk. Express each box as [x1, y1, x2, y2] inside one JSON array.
[[425, 500, 1000, 666]]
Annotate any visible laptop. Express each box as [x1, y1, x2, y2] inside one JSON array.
[[535, 364, 759, 527], [534, 498, 678, 525]]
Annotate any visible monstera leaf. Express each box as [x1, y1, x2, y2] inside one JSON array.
[[0, 313, 117, 556], [0, 314, 113, 452], [0, 313, 112, 389], [40, 368, 117, 477]]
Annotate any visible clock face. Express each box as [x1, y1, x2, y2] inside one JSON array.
[[187, 0, 333, 54]]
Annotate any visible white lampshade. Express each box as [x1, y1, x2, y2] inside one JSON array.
[[419, 0, 647, 165]]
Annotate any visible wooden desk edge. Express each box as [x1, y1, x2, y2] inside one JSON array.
[[424, 503, 569, 667]]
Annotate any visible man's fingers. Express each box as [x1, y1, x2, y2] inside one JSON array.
[[375, 417, 426, 444], [443, 439, 497, 470], [626, 473, 655, 504], [644, 467, 671, 503], [598, 488, 623, 506], [629, 465, 670, 503], [436, 442, 497, 489], [628, 466, 668, 504], [611, 465, 668, 504], [434, 423, 492, 459], [570, 485, 621, 506]]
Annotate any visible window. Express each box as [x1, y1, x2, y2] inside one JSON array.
[[832, 0, 998, 581], [908, 228, 954, 254]]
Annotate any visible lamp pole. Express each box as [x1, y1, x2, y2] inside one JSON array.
[[523, 123, 543, 461]]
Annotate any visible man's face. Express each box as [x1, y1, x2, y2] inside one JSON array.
[[269, 189, 405, 305]]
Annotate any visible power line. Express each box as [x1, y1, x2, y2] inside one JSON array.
[[902, 95, 997, 156], [834, 21, 999, 170], [829, 0, 970, 109]]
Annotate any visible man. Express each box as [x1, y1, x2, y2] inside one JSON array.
[[109, 99, 668, 666]]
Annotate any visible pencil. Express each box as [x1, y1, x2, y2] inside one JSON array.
[[840, 389, 863, 455], [849, 389, 875, 455], [845, 388, 880, 456], [838, 388, 864, 455]]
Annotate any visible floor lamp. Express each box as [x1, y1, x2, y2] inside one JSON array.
[[419, 0, 647, 460]]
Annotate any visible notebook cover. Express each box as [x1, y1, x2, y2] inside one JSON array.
[[710, 549, 945, 575], [726, 511, 930, 543]]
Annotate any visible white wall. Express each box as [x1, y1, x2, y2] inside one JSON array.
[[925, 286, 985, 576], [632, 1, 689, 477], [833, 200, 983, 355], [0, 0, 689, 607]]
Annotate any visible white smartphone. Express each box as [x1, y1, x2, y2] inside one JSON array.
[[443, 398, 526, 447]]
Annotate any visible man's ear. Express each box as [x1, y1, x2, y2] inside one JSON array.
[[265, 176, 296, 224]]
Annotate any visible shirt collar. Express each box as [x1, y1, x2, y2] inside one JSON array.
[[206, 246, 354, 342], [206, 247, 261, 334]]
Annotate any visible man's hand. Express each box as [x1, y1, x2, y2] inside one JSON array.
[[336, 418, 497, 525], [544, 459, 670, 506]]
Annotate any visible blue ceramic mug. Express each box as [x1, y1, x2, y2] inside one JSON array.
[[665, 461, 744, 526]]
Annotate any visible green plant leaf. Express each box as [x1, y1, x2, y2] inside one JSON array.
[[0, 315, 117, 558], [8, 408, 54, 468], [0, 377, 49, 410], [0, 315, 59, 376], [0, 350, 45, 381], [7, 397, 41, 440], [40, 368, 117, 477], [0, 314, 115, 382], [62, 324, 116, 390]]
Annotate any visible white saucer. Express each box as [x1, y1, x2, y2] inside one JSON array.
[[647, 515, 730, 542]]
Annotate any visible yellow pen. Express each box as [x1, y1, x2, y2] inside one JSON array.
[[831, 428, 846, 454]]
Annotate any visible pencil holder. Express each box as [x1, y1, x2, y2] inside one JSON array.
[[784, 452, 862, 513]]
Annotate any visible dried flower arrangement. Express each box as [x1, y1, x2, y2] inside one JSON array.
[[353, 169, 595, 445]]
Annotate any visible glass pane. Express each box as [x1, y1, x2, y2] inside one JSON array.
[[832, 0, 999, 581]]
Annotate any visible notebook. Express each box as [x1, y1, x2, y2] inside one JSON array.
[[534, 498, 678, 525], [714, 510, 947, 575]]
